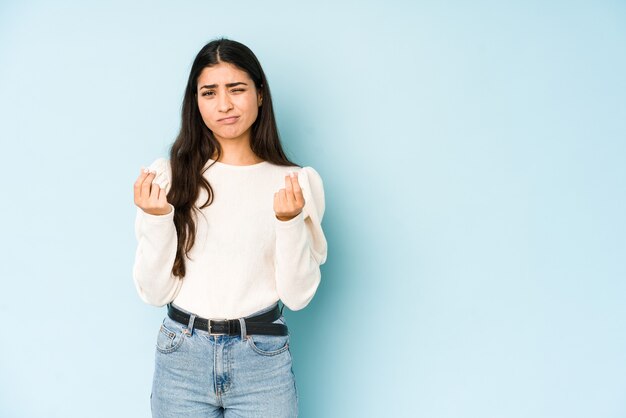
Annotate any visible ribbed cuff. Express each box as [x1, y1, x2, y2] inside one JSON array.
[[274, 211, 304, 228], [139, 204, 175, 223]]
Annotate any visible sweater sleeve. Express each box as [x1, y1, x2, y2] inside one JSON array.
[[274, 166, 328, 311], [132, 157, 183, 306]]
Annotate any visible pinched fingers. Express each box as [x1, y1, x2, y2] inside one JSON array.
[[149, 176, 162, 200], [274, 171, 305, 221], [133, 167, 171, 215], [156, 184, 169, 205], [133, 169, 156, 203], [288, 172, 304, 205], [275, 189, 287, 206], [284, 174, 295, 205]]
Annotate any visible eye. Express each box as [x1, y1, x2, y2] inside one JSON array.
[[201, 91, 215, 97], [231, 88, 245, 93]]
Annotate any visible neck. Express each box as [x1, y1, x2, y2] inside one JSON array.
[[211, 136, 263, 165]]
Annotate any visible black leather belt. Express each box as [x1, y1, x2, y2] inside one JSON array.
[[167, 303, 288, 336]]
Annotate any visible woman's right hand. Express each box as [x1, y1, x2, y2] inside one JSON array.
[[134, 168, 172, 216]]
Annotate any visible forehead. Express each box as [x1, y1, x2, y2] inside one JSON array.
[[197, 62, 252, 86]]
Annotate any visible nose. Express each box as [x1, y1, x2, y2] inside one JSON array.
[[217, 92, 233, 112]]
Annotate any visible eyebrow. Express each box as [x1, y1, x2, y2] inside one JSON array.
[[199, 82, 248, 90]]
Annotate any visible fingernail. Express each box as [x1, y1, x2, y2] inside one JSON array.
[[289, 172, 295, 178], [143, 168, 150, 173]]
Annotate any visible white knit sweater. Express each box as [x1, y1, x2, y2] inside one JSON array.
[[132, 157, 327, 319]]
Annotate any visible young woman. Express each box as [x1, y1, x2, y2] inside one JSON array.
[[132, 38, 327, 417]]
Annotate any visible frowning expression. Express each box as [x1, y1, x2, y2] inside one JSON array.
[[196, 62, 262, 144]]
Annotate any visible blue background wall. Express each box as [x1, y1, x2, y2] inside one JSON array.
[[1, 1, 624, 417]]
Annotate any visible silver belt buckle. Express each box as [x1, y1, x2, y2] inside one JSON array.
[[208, 318, 228, 336]]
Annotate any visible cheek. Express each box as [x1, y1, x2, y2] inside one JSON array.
[[197, 102, 213, 124], [249, 107, 259, 122], [245, 101, 259, 121]]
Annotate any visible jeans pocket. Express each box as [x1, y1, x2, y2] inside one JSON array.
[[247, 333, 290, 356], [156, 317, 186, 354], [246, 315, 290, 356]]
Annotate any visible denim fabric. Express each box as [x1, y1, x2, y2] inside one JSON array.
[[150, 302, 298, 417]]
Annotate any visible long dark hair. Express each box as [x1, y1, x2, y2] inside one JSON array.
[[167, 38, 298, 278]]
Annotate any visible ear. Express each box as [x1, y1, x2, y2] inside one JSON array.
[[257, 90, 263, 107]]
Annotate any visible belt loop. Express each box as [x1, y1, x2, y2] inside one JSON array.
[[186, 313, 196, 336], [238, 317, 247, 340]]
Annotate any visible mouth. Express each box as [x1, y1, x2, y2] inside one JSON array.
[[218, 116, 240, 123]]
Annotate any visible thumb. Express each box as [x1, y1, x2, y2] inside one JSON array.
[[157, 184, 169, 204]]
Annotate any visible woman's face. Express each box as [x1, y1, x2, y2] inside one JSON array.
[[196, 62, 262, 145]]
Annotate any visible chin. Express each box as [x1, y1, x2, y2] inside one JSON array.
[[217, 132, 244, 140], [215, 127, 252, 141]]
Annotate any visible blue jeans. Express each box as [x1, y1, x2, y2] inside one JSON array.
[[150, 302, 298, 417]]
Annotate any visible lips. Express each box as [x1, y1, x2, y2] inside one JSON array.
[[218, 116, 239, 124]]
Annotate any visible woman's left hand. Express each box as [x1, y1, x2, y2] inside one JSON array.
[[274, 171, 305, 221]]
